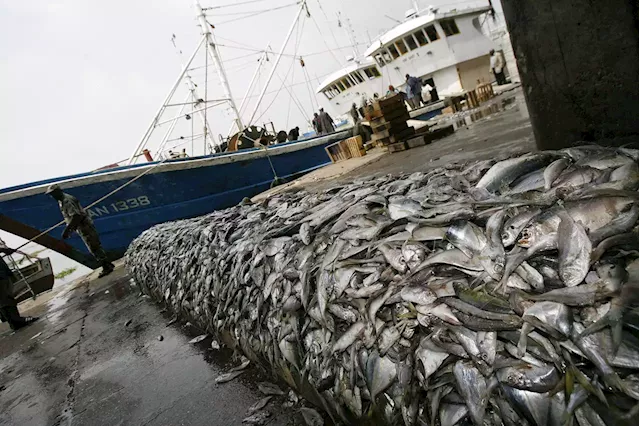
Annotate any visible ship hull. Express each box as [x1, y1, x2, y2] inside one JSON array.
[[0, 132, 350, 268]]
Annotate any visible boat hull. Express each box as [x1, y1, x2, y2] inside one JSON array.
[[0, 132, 350, 268]]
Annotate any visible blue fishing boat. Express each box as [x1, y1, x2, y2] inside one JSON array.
[[0, 1, 358, 268], [0, 131, 349, 268]]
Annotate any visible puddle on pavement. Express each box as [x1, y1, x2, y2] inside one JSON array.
[[451, 96, 519, 129]]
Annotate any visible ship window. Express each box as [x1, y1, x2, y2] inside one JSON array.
[[382, 50, 392, 63], [323, 90, 333, 100], [414, 30, 428, 46], [350, 72, 364, 84], [336, 81, 346, 91], [388, 44, 400, 59], [363, 67, 381, 79], [332, 83, 341, 93], [395, 39, 408, 55], [375, 54, 386, 67], [424, 25, 439, 41], [404, 35, 418, 50], [441, 19, 460, 36], [341, 78, 352, 89]]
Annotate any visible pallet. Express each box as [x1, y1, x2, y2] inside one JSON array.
[[369, 108, 410, 125], [423, 124, 455, 143], [406, 136, 426, 148], [372, 126, 416, 143], [386, 142, 407, 153], [370, 118, 409, 134]]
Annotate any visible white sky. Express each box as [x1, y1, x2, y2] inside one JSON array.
[[0, 0, 496, 188]]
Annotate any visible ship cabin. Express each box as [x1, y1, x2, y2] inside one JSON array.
[[316, 5, 496, 117]]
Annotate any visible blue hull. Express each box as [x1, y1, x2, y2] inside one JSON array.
[[0, 132, 350, 268]]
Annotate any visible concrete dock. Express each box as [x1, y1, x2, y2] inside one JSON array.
[[1, 88, 533, 426]]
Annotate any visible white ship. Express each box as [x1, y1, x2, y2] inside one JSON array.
[[316, 2, 505, 119]]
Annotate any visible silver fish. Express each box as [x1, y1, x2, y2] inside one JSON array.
[[543, 157, 571, 190], [476, 153, 559, 193], [557, 209, 591, 286], [453, 361, 489, 425]]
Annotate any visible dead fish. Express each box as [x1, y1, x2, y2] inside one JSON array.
[[299, 407, 324, 426], [215, 370, 243, 384], [557, 209, 591, 286], [242, 410, 271, 424], [258, 382, 284, 396], [247, 396, 272, 414], [189, 334, 208, 344]]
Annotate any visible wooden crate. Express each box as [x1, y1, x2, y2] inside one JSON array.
[[387, 142, 407, 153], [324, 140, 352, 163], [343, 135, 365, 158], [476, 83, 494, 103]]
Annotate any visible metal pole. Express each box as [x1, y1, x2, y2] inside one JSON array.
[[245, 1, 307, 127], [185, 73, 217, 151], [226, 44, 270, 138], [127, 35, 206, 165], [195, 0, 244, 132], [156, 92, 191, 156]]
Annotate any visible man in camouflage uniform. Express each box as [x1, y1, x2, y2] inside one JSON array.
[[46, 184, 114, 277]]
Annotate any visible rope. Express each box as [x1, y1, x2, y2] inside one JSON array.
[[11, 158, 172, 253]]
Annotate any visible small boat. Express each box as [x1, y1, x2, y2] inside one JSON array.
[[8, 257, 54, 304]]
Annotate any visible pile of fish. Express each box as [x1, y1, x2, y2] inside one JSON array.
[[126, 145, 639, 425]]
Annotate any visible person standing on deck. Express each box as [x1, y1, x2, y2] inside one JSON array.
[[490, 49, 507, 85], [0, 246, 38, 331], [421, 80, 433, 104], [46, 184, 115, 278], [405, 74, 422, 109], [318, 108, 335, 134], [312, 112, 321, 134], [350, 103, 360, 125], [287, 127, 300, 141]]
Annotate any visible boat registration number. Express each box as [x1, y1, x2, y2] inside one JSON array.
[[87, 196, 151, 218]]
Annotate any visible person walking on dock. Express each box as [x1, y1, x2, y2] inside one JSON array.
[[490, 49, 506, 85], [46, 184, 115, 278], [318, 108, 335, 134], [0, 246, 38, 331]]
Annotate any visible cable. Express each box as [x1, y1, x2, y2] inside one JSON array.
[[204, 0, 271, 10], [313, 0, 343, 63], [307, 12, 342, 67], [214, 2, 299, 25]]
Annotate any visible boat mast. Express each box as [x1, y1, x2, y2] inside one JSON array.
[[245, 1, 308, 127], [127, 36, 206, 165], [194, 0, 244, 133], [226, 44, 271, 138]]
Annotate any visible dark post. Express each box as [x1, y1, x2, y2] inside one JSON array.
[[501, 0, 638, 149]]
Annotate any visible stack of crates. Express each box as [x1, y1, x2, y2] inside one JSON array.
[[364, 93, 415, 153]]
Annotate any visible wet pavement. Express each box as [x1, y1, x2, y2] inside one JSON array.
[[0, 266, 300, 426], [0, 87, 534, 426], [304, 88, 534, 192]]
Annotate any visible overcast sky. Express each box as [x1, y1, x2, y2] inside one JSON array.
[[0, 0, 498, 188]]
